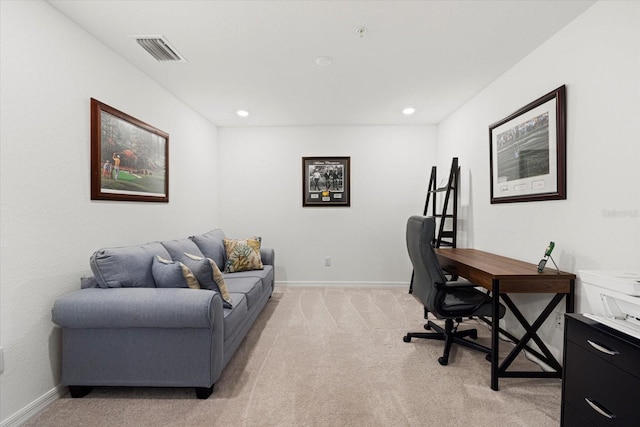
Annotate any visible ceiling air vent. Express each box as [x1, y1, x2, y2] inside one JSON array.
[[134, 36, 186, 62]]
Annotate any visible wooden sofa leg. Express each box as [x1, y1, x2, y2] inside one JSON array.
[[68, 386, 93, 398], [195, 385, 214, 399]]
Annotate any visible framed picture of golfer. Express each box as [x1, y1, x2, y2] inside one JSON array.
[[91, 98, 169, 202], [489, 85, 566, 204], [302, 156, 350, 207]]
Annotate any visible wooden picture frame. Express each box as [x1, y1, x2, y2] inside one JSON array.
[[302, 156, 350, 207], [91, 98, 169, 202], [489, 85, 566, 204]]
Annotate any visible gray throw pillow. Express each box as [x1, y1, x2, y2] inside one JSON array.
[[181, 254, 232, 308]]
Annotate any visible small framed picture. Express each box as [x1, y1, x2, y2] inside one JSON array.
[[91, 98, 169, 202], [302, 157, 350, 207], [489, 85, 566, 204]]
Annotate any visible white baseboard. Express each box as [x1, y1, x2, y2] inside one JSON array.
[[1, 384, 66, 427], [275, 281, 409, 288]]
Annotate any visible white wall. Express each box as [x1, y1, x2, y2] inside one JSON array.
[[0, 1, 220, 424], [437, 0, 640, 358], [2, 0, 638, 423], [218, 126, 437, 284]]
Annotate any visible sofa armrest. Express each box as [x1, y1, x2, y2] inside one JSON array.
[[260, 247, 275, 266], [52, 288, 222, 329]]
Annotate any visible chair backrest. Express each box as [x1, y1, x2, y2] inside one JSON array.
[[406, 216, 448, 312]]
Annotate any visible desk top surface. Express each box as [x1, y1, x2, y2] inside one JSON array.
[[434, 248, 576, 280]]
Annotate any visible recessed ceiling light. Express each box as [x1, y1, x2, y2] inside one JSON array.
[[236, 110, 250, 117], [402, 107, 416, 115], [315, 56, 333, 66]]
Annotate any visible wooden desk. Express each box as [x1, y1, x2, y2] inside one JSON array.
[[434, 248, 576, 391]]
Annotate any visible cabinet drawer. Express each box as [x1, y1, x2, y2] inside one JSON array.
[[562, 402, 596, 427], [566, 317, 640, 378], [564, 342, 640, 426]]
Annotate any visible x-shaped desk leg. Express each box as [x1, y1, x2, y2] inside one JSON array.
[[498, 293, 565, 373]]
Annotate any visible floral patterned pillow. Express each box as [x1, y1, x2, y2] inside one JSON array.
[[223, 237, 263, 273]]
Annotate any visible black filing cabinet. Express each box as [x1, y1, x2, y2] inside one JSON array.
[[561, 314, 640, 426]]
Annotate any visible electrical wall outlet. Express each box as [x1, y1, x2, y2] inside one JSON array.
[[324, 257, 331, 267], [554, 312, 564, 329]]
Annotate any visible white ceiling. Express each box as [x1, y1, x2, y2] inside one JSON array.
[[47, 0, 595, 127]]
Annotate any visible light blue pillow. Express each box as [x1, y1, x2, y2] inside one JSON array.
[[151, 256, 199, 289]]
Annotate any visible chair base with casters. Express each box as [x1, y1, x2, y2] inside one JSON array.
[[403, 317, 492, 366], [403, 215, 505, 367]]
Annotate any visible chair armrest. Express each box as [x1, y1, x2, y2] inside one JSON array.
[[444, 279, 479, 288], [52, 288, 222, 329], [260, 247, 275, 266]]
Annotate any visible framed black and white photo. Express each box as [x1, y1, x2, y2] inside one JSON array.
[[489, 85, 566, 204], [302, 157, 350, 207], [91, 98, 169, 202]]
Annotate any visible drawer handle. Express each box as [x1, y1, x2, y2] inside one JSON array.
[[586, 339, 619, 356], [584, 397, 616, 419]]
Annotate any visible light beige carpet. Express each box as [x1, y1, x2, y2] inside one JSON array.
[[26, 287, 562, 426]]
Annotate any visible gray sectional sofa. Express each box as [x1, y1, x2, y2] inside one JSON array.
[[51, 229, 274, 399]]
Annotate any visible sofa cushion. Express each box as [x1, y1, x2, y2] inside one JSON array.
[[90, 241, 170, 288], [223, 293, 248, 340], [152, 256, 200, 289], [223, 265, 274, 291], [223, 237, 264, 273], [161, 238, 204, 262], [223, 277, 263, 309], [190, 229, 226, 269], [183, 253, 233, 308]]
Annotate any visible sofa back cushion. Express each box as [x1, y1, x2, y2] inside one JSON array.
[[90, 241, 170, 288], [161, 238, 204, 261], [190, 229, 226, 268]]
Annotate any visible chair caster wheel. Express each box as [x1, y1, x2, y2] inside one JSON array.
[[403, 335, 411, 343], [485, 354, 492, 362], [423, 323, 431, 330], [438, 357, 448, 366], [470, 330, 478, 339]]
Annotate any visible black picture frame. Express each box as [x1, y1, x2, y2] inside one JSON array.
[[91, 98, 169, 202], [302, 156, 350, 207], [489, 85, 566, 204]]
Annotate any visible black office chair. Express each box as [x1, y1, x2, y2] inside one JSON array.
[[403, 215, 506, 365]]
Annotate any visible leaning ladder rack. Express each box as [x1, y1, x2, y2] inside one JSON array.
[[410, 157, 460, 295], [423, 157, 459, 248]]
